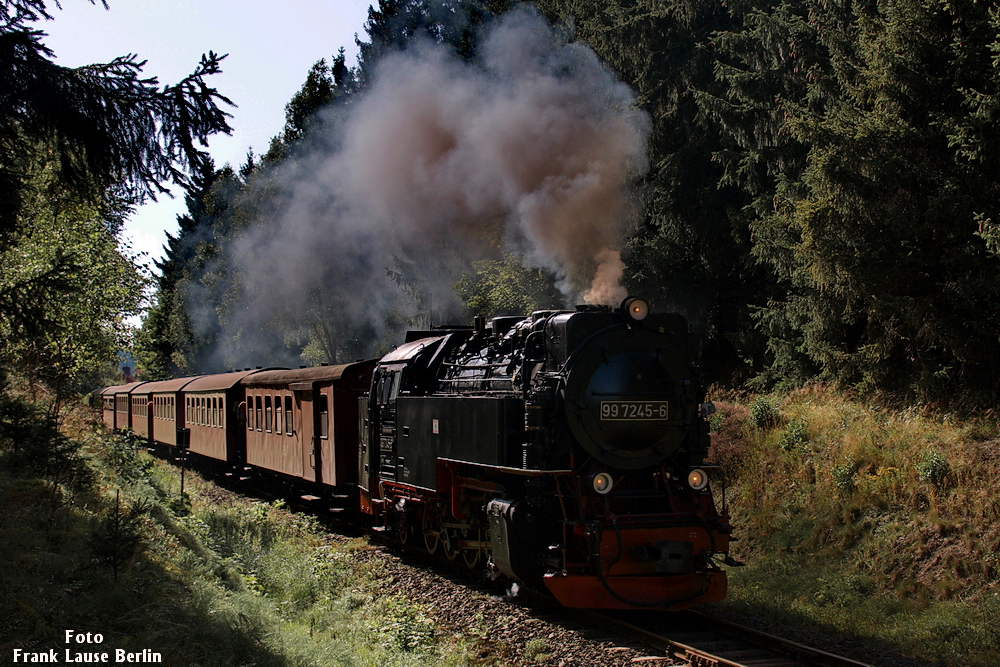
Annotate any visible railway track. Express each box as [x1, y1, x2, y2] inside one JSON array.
[[190, 456, 881, 667], [294, 490, 878, 667], [577, 609, 877, 667]]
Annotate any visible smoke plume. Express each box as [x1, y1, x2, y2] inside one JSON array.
[[199, 6, 650, 368], [331, 7, 649, 302]]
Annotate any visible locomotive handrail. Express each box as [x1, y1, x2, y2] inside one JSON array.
[[441, 361, 510, 369]]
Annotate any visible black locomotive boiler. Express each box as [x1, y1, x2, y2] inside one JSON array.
[[360, 297, 732, 609], [98, 297, 734, 610]]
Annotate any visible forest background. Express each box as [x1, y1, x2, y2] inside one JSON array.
[[3, 0, 1000, 407]]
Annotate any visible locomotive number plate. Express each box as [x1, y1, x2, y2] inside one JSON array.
[[600, 401, 669, 420]]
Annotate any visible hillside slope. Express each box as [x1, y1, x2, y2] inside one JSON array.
[[706, 386, 1000, 665]]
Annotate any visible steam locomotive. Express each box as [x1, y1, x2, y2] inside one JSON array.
[[98, 298, 733, 610]]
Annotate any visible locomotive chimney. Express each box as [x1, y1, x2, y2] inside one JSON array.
[[474, 315, 486, 334]]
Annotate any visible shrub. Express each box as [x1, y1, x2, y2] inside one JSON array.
[[831, 456, 857, 493], [0, 388, 90, 484], [749, 397, 780, 429], [779, 417, 808, 451], [104, 433, 154, 484], [88, 489, 150, 581], [708, 410, 726, 433], [707, 401, 750, 474], [916, 448, 950, 488]]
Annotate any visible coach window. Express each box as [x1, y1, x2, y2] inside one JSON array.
[[265, 396, 273, 432], [275, 396, 283, 435], [255, 396, 263, 431], [285, 397, 293, 436], [214, 397, 220, 427], [318, 395, 329, 439]]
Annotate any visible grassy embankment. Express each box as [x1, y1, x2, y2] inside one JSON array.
[[0, 395, 492, 666], [5, 385, 1000, 666], [706, 385, 1000, 666]]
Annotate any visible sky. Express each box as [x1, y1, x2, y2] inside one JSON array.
[[41, 0, 375, 268]]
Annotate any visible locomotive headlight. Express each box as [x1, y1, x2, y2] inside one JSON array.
[[622, 297, 649, 321], [687, 468, 709, 491], [592, 472, 614, 495]]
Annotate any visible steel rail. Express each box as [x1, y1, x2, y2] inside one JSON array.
[[575, 609, 878, 667]]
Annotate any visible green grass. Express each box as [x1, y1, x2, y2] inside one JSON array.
[[0, 399, 491, 666], [706, 385, 1000, 666]]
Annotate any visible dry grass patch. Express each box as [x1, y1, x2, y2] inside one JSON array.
[[706, 385, 1000, 665]]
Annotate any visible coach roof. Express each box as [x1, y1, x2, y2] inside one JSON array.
[[141, 376, 205, 393], [101, 381, 149, 396], [183, 369, 276, 393], [241, 360, 375, 387]]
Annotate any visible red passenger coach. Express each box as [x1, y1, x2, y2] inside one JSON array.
[[181, 370, 262, 465], [101, 382, 148, 431], [131, 385, 153, 440], [97, 386, 119, 430], [141, 376, 203, 448], [241, 361, 375, 494]]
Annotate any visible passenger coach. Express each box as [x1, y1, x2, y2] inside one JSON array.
[[240, 361, 375, 507]]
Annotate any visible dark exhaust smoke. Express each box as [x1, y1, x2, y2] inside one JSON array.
[[195, 6, 650, 368]]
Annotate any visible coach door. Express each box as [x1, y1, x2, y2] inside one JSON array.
[[291, 383, 318, 484], [316, 387, 337, 486]]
